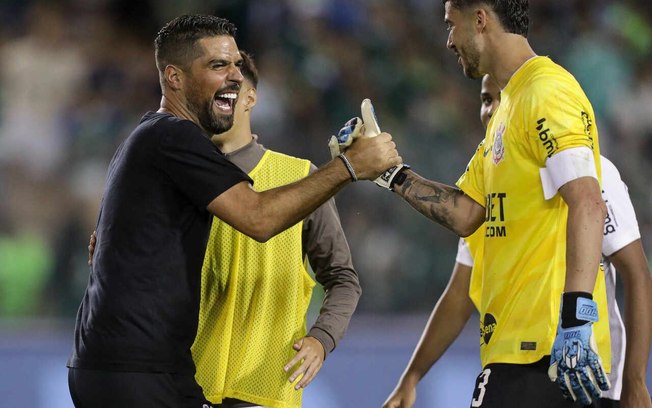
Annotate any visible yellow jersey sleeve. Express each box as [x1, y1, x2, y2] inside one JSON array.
[[521, 60, 600, 172], [456, 139, 486, 206]]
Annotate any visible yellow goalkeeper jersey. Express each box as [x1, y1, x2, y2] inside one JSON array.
[[192, 150, 313, 408], [457, 56, 610, 370]]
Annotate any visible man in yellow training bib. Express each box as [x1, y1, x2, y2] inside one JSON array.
[[192, 51, 361, 408]]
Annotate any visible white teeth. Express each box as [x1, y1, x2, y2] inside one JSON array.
[[219, 92, 237, 99]]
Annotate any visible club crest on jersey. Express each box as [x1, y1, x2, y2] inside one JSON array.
[[492, 122, 505, 165]]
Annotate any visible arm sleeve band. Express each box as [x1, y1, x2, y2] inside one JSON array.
[[539, 146, 597, 200]]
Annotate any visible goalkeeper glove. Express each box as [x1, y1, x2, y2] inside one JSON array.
[[328, 99, 409, 190], [360, 97, 381, 137], [328, 117, 363, 160], [360, 99, 410, 190], [548, 292, 610, 405], [327, 99, 378, 159]]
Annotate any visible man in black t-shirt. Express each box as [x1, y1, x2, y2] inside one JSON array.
[[67, 15, 401, 408]]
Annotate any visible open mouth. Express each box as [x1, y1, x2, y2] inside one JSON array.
[[214, 91, 237, 114]]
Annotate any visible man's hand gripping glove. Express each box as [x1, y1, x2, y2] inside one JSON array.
[[548, 292, 610, 405], [328, 99, 409, 190]]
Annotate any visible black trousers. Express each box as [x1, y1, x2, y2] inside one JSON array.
[[469, 358, 619, 408], [68, 367, 213, 408]]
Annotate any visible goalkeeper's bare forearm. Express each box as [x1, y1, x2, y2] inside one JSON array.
[[392, 169, 485, 237]]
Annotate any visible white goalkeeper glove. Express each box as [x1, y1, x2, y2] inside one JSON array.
[[328, 99, 409, 190]]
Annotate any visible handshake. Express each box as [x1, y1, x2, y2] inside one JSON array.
[[329, 99, 409, 191]]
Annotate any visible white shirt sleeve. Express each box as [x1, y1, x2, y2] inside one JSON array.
[[539, 146, 598, 200], [600, 156, 641, 256], [455, 238, 474, 267]]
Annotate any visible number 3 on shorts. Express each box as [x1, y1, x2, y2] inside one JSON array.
[[471, 368, 492, 407]]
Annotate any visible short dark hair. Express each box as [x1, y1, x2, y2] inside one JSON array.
[[239, 51, 259, 88], [154, 14, 237, 72], [444, 0, 528, 37]]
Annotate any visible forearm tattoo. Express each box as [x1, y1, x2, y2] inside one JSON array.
[[398, 176, 462, 231]]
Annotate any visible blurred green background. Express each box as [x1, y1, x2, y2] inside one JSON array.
[[0, 0, 650, 406]]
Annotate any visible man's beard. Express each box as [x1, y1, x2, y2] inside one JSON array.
[[186, 86, 234, 135], [196, 99, 234, 135], [461, 41, 482, 79]]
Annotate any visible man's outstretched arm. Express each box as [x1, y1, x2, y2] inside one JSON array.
[[209, 133, 401, 242], [393, 170, 485, 237]]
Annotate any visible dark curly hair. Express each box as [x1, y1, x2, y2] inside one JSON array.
[[443, 0, 529, 37], [154, 15, 237, 72]]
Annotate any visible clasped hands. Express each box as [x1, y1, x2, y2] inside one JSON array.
[[329, 99, 409, 190]]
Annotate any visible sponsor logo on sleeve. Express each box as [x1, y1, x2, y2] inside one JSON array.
[[603, 194, 617, 235], [581, 111, 595, 149], [536, 118, 558, 158]]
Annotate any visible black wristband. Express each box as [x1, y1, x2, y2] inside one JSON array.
[[389, 165, 410, 189], [560, 291, 593, 328]]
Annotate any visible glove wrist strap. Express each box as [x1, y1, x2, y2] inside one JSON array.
[[560, 291, 595, 328], [390, 165, 410, 190]]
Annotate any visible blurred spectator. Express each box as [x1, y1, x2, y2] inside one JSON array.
[[0, 1, 87, 178], [0, 166, 55, 316], [44, 161, 106, 317], [562, 1, 633, 131], [0, 229, 52, 316]]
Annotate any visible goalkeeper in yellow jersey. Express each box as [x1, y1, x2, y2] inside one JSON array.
[[382, 75, 652, 408], [334, 0, 617, 406], [190, 51, 361, 408]]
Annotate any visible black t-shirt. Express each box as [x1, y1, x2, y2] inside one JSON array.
[[67, 112, 251, 374]]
